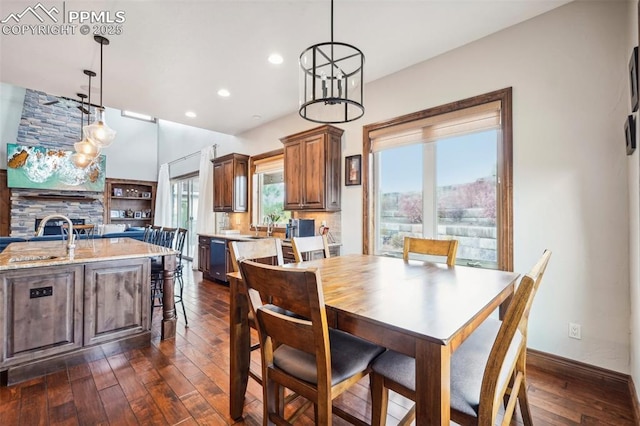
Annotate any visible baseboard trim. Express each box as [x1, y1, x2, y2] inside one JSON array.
[[527, 348, 629, 387], [527, 348, 639, 424], [629, 376, 640, 426]]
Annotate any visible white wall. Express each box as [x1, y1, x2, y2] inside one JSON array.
[[627, 0, 640, 396], [103, 107, 158, 181], [237, 1, 631, 373], [157, 120, 245, 178], [0, 82, 26, 168]]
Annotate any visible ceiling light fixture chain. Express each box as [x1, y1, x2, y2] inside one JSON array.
[[84, 35, 116, 148], [298, 0, 364, 124]]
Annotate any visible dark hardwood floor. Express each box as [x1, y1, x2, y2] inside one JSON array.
[[0, 262, 636, 425]]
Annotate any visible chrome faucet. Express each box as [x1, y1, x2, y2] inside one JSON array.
[[265, 216, 274, 237], [35, 214, 76, 254]]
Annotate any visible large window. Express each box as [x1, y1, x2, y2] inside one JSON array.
[[170, 173, 199, 260], [251, 153, 291, 226], [363, 88, 512, 270]]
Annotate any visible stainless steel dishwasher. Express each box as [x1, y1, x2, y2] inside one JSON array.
[[210, 239, 228, 283]]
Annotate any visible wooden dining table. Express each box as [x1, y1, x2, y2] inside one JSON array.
[[228, 254, 520, 425]]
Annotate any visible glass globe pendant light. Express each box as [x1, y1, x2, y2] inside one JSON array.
[[84, 35, 116, 148], [72, 70, 101, 168]]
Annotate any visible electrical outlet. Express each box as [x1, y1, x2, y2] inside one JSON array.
[[569, 322, 581, 340], [321, 220, 327, 227]]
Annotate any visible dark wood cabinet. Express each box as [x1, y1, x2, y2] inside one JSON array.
[[281, 125, 343, 211], [104, 178, 156, 227], [212, 153, 249, 212], [198, 235, 213, 281]]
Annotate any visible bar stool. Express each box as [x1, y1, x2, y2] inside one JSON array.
[[150, 227, 188, 326]]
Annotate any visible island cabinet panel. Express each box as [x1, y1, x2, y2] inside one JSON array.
[[83, 258, 150, 347], [0, 266, 83, 366]]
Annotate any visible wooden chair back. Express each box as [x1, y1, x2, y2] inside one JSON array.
[[238, 260, 333, 423], [291, 234, 330, 262], [403, 237, 458, 266], [475, 249, 551, 425], [229, 238, 284, 273]]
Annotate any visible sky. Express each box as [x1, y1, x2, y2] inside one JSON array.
[[379, 130, 497, 193]]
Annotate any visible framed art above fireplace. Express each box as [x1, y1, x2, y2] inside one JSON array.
[[6, 143, 106, 192]]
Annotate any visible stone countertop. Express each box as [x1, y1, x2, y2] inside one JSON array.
[[0, 238, 177, 271], [198, 233, 341, 247]]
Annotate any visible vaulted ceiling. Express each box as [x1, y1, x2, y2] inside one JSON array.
[[0, 0, 570, 135]]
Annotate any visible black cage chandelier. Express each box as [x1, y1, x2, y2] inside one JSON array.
[[298, 0, 364, 124]]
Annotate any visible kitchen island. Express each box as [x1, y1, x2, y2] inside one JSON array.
[[0, 237, 177, 385]]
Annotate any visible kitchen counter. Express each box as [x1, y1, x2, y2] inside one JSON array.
[[0, 238, 178, 385], [198, 233, 341, 247], [197, 233, 341, 283], [0, 237, 176, 271]]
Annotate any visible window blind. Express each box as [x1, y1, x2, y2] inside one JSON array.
[[253, 154, 284, 174], [370, 100, 501, 152]]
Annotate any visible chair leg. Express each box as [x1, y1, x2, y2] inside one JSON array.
[[176, 272, 188, 326], [518, 378, 533, 426], [370, 373, 389, 426]]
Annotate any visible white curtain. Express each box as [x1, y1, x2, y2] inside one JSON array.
[[193, 146, 216, 268], [154, 163, 172, 227]]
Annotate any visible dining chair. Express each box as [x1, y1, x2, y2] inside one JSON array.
[[291, 234, 330, 263], [403, 236, 459, 266], [229, 238, 285, 273], [229, 238, 285, 386], [370, 249, 551, 426], [238, 259, 385, 425]]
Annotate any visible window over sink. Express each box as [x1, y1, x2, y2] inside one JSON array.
[[252, 153, 291, 226]]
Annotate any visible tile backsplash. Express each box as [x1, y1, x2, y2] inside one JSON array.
[[228, 211, 341, 243]]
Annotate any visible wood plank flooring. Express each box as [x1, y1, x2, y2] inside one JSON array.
[[0, 262, 636, 425]]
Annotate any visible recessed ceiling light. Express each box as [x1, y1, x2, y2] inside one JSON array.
[[252, 114, 262, 120], [217, 89, 230, 97], [185, 111, 197, 118], [268, 53, 283, 65]]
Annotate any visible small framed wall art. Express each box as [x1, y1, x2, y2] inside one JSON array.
[[630, 46, 639, 112], [625, 115, 636, 156], [345, 154, 362, 186]]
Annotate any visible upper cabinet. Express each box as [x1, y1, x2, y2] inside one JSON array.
[[212, 153, 249, 212], [281, 125, 343, 211]]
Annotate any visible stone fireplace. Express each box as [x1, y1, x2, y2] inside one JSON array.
[[8, 89, 105, 237]]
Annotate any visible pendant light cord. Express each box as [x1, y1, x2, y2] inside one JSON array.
[[99, 40, 103, 108], [330, 0, 333, 44], [87, 73, 92, 124]]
